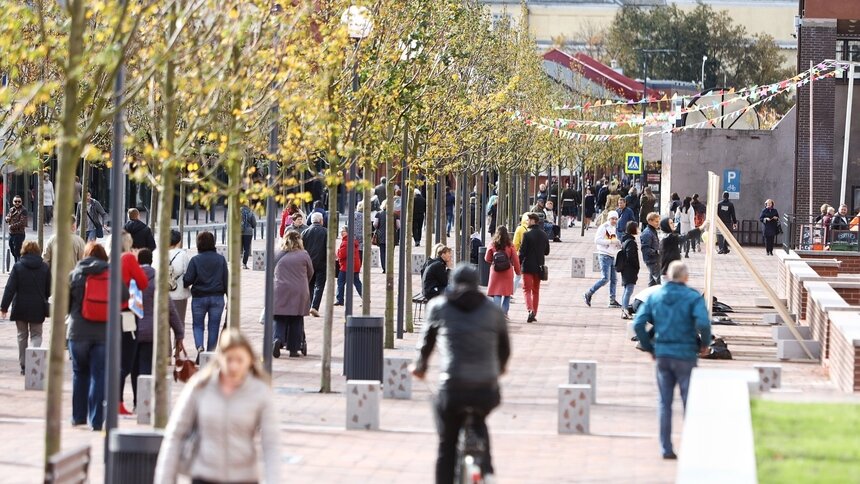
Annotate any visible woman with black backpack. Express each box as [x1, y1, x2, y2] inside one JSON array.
[[484, 226, 521, 316], [619, 222, 640, 319]]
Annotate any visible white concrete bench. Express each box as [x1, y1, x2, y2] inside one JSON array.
[[558, 384, 590, 434], [677, 368, 759, 484]]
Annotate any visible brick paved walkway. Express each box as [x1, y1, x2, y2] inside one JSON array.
[[0, 222, 850, 482]]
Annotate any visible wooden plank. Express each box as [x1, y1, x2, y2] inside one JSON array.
[[704, 172, 720, 318]]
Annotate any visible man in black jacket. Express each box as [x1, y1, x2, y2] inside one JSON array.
[[716, 191, 737, 254], [412, 188, 426, 246], [302, 212, 328, 317], [421, 244, 452, 300], [519, 212, 550, 322], [124, 208, 156, 251], [413, 264, 510, 484]]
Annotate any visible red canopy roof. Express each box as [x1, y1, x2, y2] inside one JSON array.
[[543, 48, 663, 101]]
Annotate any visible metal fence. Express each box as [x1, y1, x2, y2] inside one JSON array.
[[781, 213, 860, 253]]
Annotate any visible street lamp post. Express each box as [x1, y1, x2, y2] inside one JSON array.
[[701, 55, 708, 90], [341, 6, 373, 317], [640, 49, 675, 119]]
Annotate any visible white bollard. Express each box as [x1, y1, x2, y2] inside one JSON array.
[[346, 380, 381, 430], [252, 249, 266, 271], [383, 357, 412, 400], [137, 376, 153, 424], [411, 253, 427, 275], [199, 351, 216, 368], [571, 257, 586, 278], [24, 347, 47, 391], [370, 246, 381, 269], [753, 364, 782, 392], [215, 245, 228, 260], [558, 384, 591, 434], [568, 360, 597, 403], [592, 252, 601, 273]]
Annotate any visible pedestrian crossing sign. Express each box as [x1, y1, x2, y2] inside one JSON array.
[[625, 153, 643, 174]]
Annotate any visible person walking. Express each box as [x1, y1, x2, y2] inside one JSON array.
[[5, 196, 28, 263], [335, 226, 363, 306], [118, 231, 149, 416], [445, 186, 455, 237], [716, 191, 737, 254], [166, 229, 191, 323], [412, 264, 510, 484], [625, 187, 640, 222], [183, 231, 228, 357], [633, 261, 711, 460], [616, 198, 636, 238], [660, 217, 681, 276], [543, 200, 562, 242], [240, 204, 257, 270], [124, 208, 157, 251], [373, 207, 399, 274], [1, 240, 50, 375], [639, 187, 657, 230], [760, 199, 780, 256], [302, 212, 327, 316], [561, 182, 576, 227], [668, 192, 681, 217], [484, 226, 521, 316], [132, 249, 184, 409], [67, 242, 114, 431], [272, 232, 314, 358], [512, 213, 530, 296], [44, 215, 86, 271], [519, 212, 550, 322], [43, 173, 55, 225], [675, 197, 695, 258], [619, 222, 640, 319], [374, 177, 387, 204], [412, 188, 426, 246], [82, 192, 107, 241], [73, 176, 83, 217], [283, 211, 308, 235], [584, 211, 621, 309], [422, 243, 452, 301], [582, 186, 596, 230], [641, 212, 662, 287], [690, 194, 706, 252], [154, 329, 279, 484]]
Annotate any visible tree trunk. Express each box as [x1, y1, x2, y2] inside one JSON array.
[[384, 161, 395, 349], [320, 183, 339, 392], [45, 0, 84, 469]]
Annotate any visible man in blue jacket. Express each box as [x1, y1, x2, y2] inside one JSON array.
[[616, 197, 636, 238], [633, 261, 711, 460]]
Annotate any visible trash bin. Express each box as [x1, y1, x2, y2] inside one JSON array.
[[478, 246, 489, 286], [345, 316, 384, 382], [108, 429, 163, 484]]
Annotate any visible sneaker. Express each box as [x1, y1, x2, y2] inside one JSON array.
[[608, 300, 622, 308], [583, 292, 592, 307], [273, 339, 282, 359], [662, 452, 677, 460], [334, 301, 344, 306], [527, 311, 536, 323], [621, 308, 632, 319], [289, 351, 301, 358], [119, 403, 133, 416], [309, 308, 320, 317], [243, 264, 249, 270], [195, 346, 204, 365]]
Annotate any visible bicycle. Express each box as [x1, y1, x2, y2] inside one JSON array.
[[456, 407, 489, 484]]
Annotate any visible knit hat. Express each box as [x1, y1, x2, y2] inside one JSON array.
[[607, 211, 619, 220], [660, 217, 673, 234]]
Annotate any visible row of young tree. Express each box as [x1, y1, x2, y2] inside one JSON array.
[[0, 0, 638, 473]]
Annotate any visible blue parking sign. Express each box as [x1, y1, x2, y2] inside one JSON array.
[[723, 169, 740, 200]]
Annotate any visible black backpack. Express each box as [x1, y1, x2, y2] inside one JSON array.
[[492, 248, 511, 271], [614, 247, 627, 272]]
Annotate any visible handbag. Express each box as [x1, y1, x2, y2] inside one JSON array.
[[173, 346, 198, 383], [540, 265, 549, 281], [86, 211, 104, 238], [371, 231, 379, 246]]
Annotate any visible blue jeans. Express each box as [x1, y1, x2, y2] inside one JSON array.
[[336, 271, 363, 304], [587, 254, 617, 301], [621, 283, 635, 310], [69, 340, 106, 430], [191, 295, 225, 351], [492, 295, 511, 315], [446, 213, 453, 234], [656, 357, 697, 456]]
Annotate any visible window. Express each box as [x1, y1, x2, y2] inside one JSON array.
[[835, 39, 860, 80]]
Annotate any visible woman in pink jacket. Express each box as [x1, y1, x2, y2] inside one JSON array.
[[484, 226, 521, 316]]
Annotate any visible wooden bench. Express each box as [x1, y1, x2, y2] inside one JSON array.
[[45, 445, 91, 484]]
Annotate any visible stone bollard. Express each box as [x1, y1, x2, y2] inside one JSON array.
[[592, 252, 601, 273], [137, 376, 154, 424], [346, 380, 381, 430], [753, 364, 782, 392], [24, 347, 47, 391], [570, 257, 585, 278], [252, 249, 266, 271], [568, 360, 597, 403], [199, 351, 216, 368], [383, 357, 412, 400], [558, 384, 591, 434], [411, 253, 427, 275], [370, 246, 381, 269], [215, 245, 228, 260]]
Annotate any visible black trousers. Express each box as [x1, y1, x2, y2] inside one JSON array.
[[130, 341, 153, 408], [274, 315, 304, 352], [241, 234, 253, 265], [378, 243, 387, 272], [434, 384, 501, 484], [308, 267, 326, 310], [764, 235, 775, 254], [119, 331, 136, 405], [8, 233, 24, 263], [413, 219, 424, 245]]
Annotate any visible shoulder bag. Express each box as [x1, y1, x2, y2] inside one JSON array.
[[173, 344, 198, 383]]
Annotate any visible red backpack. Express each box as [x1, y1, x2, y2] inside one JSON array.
[[81, 271, 110, 322]]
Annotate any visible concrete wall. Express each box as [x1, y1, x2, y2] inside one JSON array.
[[661, 108, 796, 222], [831, 84, 860, 212]]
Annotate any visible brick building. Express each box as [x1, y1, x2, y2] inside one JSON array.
[[795, 1, 860, 215]]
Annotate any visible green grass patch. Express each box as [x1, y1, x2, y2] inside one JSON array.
[[750, 399, 860, 484]]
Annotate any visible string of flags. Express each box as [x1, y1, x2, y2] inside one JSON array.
[[513, 68, 839, 142], [552, 59, 847, 112]]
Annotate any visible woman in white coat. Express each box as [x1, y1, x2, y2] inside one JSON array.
[[675, 196, 696, 258]]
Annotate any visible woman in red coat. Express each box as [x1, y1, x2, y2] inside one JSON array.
[[335, 225, 362, 306], [484, 225, 521, 316]]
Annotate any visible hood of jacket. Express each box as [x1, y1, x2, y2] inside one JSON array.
[[660, 217, 673, 234], [19, 253, 45, 270], [75, 256, 110, 275], [621, 233, 635, 244], [124, 219, 147, 235], [446, 284, 487, 312]]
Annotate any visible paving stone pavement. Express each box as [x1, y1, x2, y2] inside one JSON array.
[[0, 223, 852, 483]]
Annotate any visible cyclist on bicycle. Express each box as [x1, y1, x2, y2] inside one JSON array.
[[412, 263, 511, 484]]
